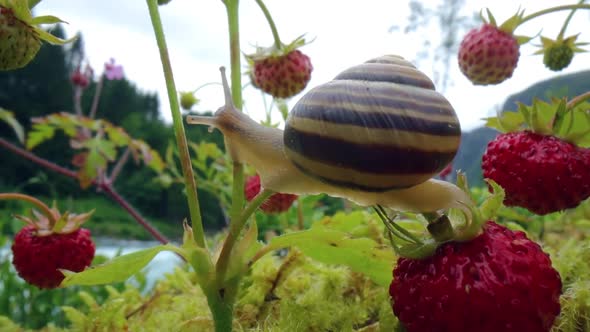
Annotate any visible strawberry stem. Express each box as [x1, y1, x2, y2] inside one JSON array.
[[557, 0, 584, 40], [255, 0, 283, 49], [0, 193, 58, 227], [145, 0, 206, 249], [191, 81, 221, 94], [519, 4, 590, 27], [566, 90, 590, 109]]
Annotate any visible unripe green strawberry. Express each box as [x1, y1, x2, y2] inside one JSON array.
[[180, 91, 199, 110], [536, 35, 587, 72], [0, 6, 41, 70], [0, 2, 74, 71], [543, 44, 573, 71]]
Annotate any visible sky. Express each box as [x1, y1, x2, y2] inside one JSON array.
[[34, 0, 590, 132]]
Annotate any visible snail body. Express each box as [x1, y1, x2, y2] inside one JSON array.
[[187, 55, 470, 214]]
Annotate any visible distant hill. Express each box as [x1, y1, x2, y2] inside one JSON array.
[[451, 70, 590, 187]]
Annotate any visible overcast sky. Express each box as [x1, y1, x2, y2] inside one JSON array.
[[35, 0, 590, 132]]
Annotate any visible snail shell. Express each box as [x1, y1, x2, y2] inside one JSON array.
[[284, 55, 461, 192], [186, 55, 470, 215]]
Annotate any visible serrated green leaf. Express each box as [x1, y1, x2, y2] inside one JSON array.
[[530, 99, 555, 134], [26, 123, 56, 150], [268, 227, 395, 286], [105, 125, 130, 146], [0, 108, 24, 144], [84, 137, 117, 161], [61, 244, 178, 286]]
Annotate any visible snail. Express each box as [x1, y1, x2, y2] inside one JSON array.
[[187, 55, 471, 215]]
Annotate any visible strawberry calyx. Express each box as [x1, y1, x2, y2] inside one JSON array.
[[0, 0, 75, 45], [484, 94, 590, 148], [0, 192, 93, 236], [245, 35, 309, 62], [377, 174, 504, 260], [480, 8, 534, 46]]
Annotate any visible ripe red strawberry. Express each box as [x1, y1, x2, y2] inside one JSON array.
[[458, 24, 520, 85], [482, 131, 590, 215], [0, 6, 41, 70], [12, 226, 95, 289], [244, 174, 297, 213], [251, 49, 312, 99], [71, 69, 90, 88], [389, 221, 562, 332]]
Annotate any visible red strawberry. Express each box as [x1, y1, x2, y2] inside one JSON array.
[[251, 49, 312, 99], [389, 221, 562, 332], [12, 226, 95, 289], [482, 131, 590, 215], [458, 24, 519, 85], [6, 199, 95, 289], [244, 174, 297, 213], [71, 69, 90, 88]]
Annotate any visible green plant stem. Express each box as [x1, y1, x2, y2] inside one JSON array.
[[145, 0, 206, 249], [567, 91, 590, 109], [191, 82, 221, 94], [216, 189, 274, 286], [519, 4, 590, 26], [557, 0, 585, 39], [203, 287, 234, 332], [0, 193, 57, 226], [254, 0, 282, 49]]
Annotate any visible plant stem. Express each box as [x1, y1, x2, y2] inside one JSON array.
[[0, 138, 171, 244], [145, 0, 206, 249], [519, 4, 590, 26], [191, 81, 222, 94], [567, 91, 590, 109], [107, 147, 130, 184], [557, 0, 585, 39], [0, 193, 57, 226], [254, 0, 282, 49], [216, 189, 274, 286], [89, 76, 104, 119], [203, 287, 234, 332], [99, 183, 170, 244]]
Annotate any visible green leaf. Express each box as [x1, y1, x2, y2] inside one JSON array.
[[105, 125, 130, 146], [480, 180, 505, 221], [36, 28, 77, 45], [31, 15, 67, 25], [267, 225, 395, 286], [61, 244, 178, 286], [26, 122, 55, 150], [0, 108, 25, 144]]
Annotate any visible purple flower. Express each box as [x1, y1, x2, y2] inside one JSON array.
[[104, 58, 124, 80]]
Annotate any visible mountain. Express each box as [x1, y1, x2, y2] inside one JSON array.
[[451, 70, 590, 187]]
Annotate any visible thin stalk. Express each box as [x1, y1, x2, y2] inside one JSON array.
[[73, 87, 84, 117], [567, 91, 590, 109], [254, 0, 282, 48], [216, 189, 274, 285], [375, 205, 423, 244], [519, 4, 590, 26], [557, 0, 585, 39], [191, 82, 222, 94], [225, 0, 246, 230], [88, 76, 104, 119], [99, 183, 171, 244], [107, 147, 130, 184], [0, 193, 57, 226], [145, 0, 206, 248]]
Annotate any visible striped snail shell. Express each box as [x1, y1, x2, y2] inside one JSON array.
[[283, 55, 461, 192], [186, 55, 470, 215]]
